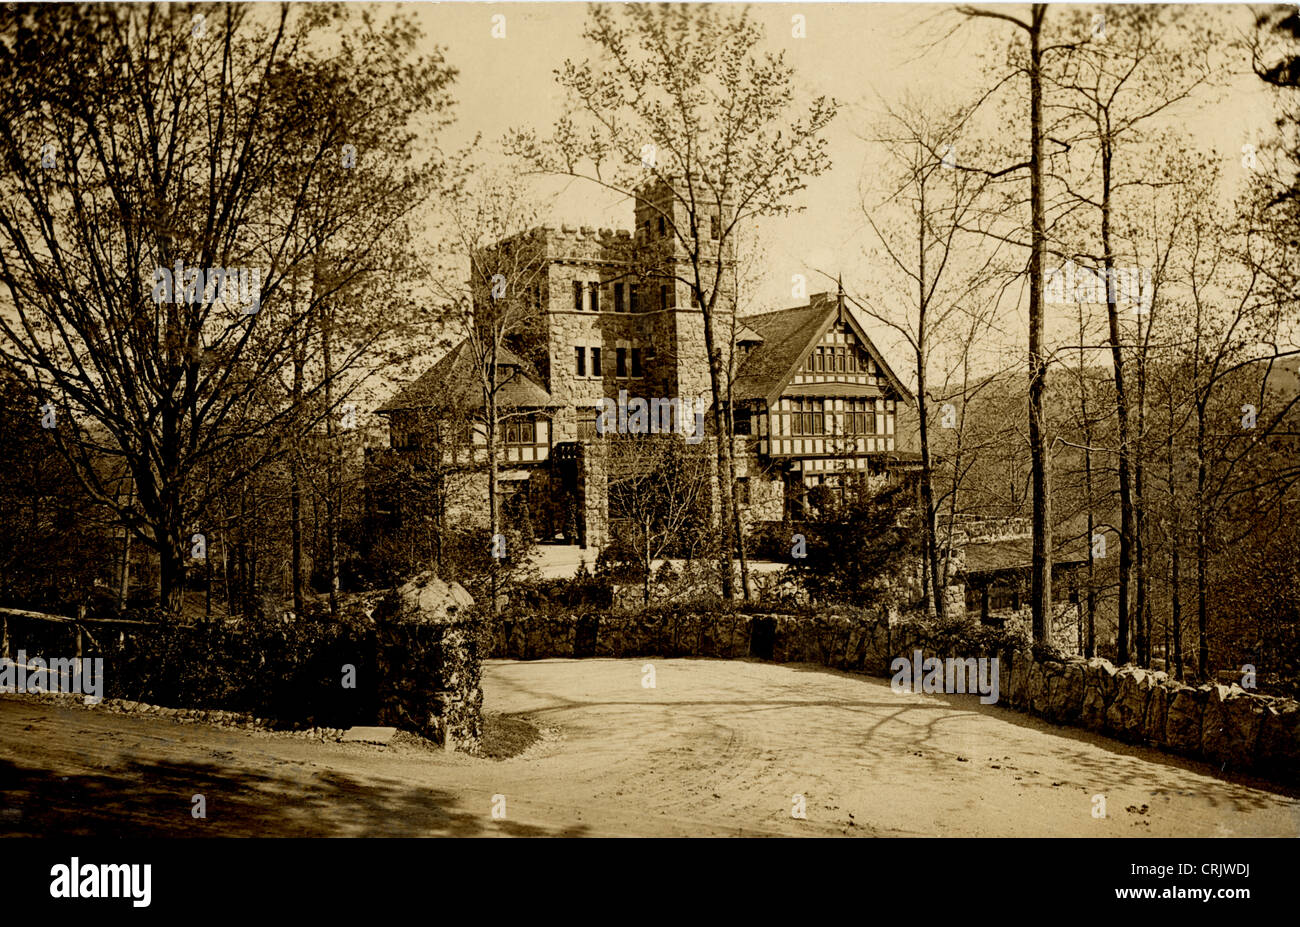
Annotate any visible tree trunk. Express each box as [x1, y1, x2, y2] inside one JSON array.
[[1168, 411, 1183, 680], [118, 483, 133, 611], [917, 347, 945, 619], [158, 530, 187, 618], [1134, 395, 1149, 664], [1195, 402, 1210, 681], [700, 307, 736, 600], [290, 350, 305, 618], [245, 484, 258, 616], [731, 476, 751, 601], [1027, 4, 1053, 646], [916, 181, 945, 620], [1078, 331, 1097, 659], [724, 398, 751, 601], [643, 531, 652, 606], [1100, 140, 1134, 666], [1134, 319, 1150, 664], [434, 470, 446, 574], [487, 344, 502, 618], [323, 307, 340, 616]]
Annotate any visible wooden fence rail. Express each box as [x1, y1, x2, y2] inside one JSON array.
[[0, 607, 156, 661]]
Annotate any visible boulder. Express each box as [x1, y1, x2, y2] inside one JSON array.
[[1201, 685, 1266, 768], [1144, 680, 1173, 746], [374, 571, 474, 624], [1044, 661, 1085, 723], [1080, 658, 1118, 731], [1165, 686, 1205, 754], [1257, 700, 1300, 781], [1030, 660, 1064, 717], [1105, 668, 1155, 741]]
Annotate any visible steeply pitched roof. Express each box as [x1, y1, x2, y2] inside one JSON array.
[[732, 294, 913, 405], [376, 339, 555, 415]]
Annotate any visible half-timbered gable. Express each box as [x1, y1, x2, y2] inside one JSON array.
[[731, 291, 918, 517]]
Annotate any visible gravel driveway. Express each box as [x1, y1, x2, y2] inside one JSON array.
[[1, 658, 1296, 837]]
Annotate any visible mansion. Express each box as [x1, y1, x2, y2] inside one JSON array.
[[376, 179, 922, 551]]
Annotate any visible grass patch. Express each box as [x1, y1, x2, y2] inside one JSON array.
[[479, 713, 542, 760]]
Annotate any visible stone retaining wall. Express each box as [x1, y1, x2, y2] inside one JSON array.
[[490, 608, 1300, 784]]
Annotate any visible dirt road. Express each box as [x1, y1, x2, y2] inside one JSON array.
[[2, 658, 1296, 837]]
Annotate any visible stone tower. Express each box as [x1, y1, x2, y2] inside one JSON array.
[[632, 177, 737, 406]]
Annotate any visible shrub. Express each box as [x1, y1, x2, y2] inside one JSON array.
[[100, 605, 378, 727], [784, 484, 922, 609]]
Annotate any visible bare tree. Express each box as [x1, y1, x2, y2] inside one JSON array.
[[1048, 4, 1217, 664], [429, 168, 549, 617], [852, 96, 1008, 618], [0, 5, 322, 612], [955, 3, 1055, 644], [607, 435, 710, 605]]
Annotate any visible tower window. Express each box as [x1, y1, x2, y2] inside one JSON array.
[[573, 280, 583, 312], [577, 409, 600, 441], [657, 216, 666, 236], [616, 347, 628, 378], [710, 210, 720, 240], [631, 347, 642, 378], [630, 284, 640, 313], [614, 282, 625, 312], [575, 346, 586, 377], [589, 282, 600, 313], [591, 346, 602, 377]]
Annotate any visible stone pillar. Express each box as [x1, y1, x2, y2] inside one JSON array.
[[582, 442, 609, 552], [373, 572, 483, 752]]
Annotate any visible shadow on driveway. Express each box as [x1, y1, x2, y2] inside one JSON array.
[[0, 756, 588, 838]]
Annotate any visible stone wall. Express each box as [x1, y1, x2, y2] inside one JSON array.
[[995, 602, 1082, 656], [489, 607, 1300, 784], [373, 573, 483, 752], [998, 653, 1300, 782]]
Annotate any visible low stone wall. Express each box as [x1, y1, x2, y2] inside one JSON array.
[[374, 573, 483, 752], [999, 653, 1300, 782], [490, 608, 1300, 784], [493, 610, 754, 660]]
